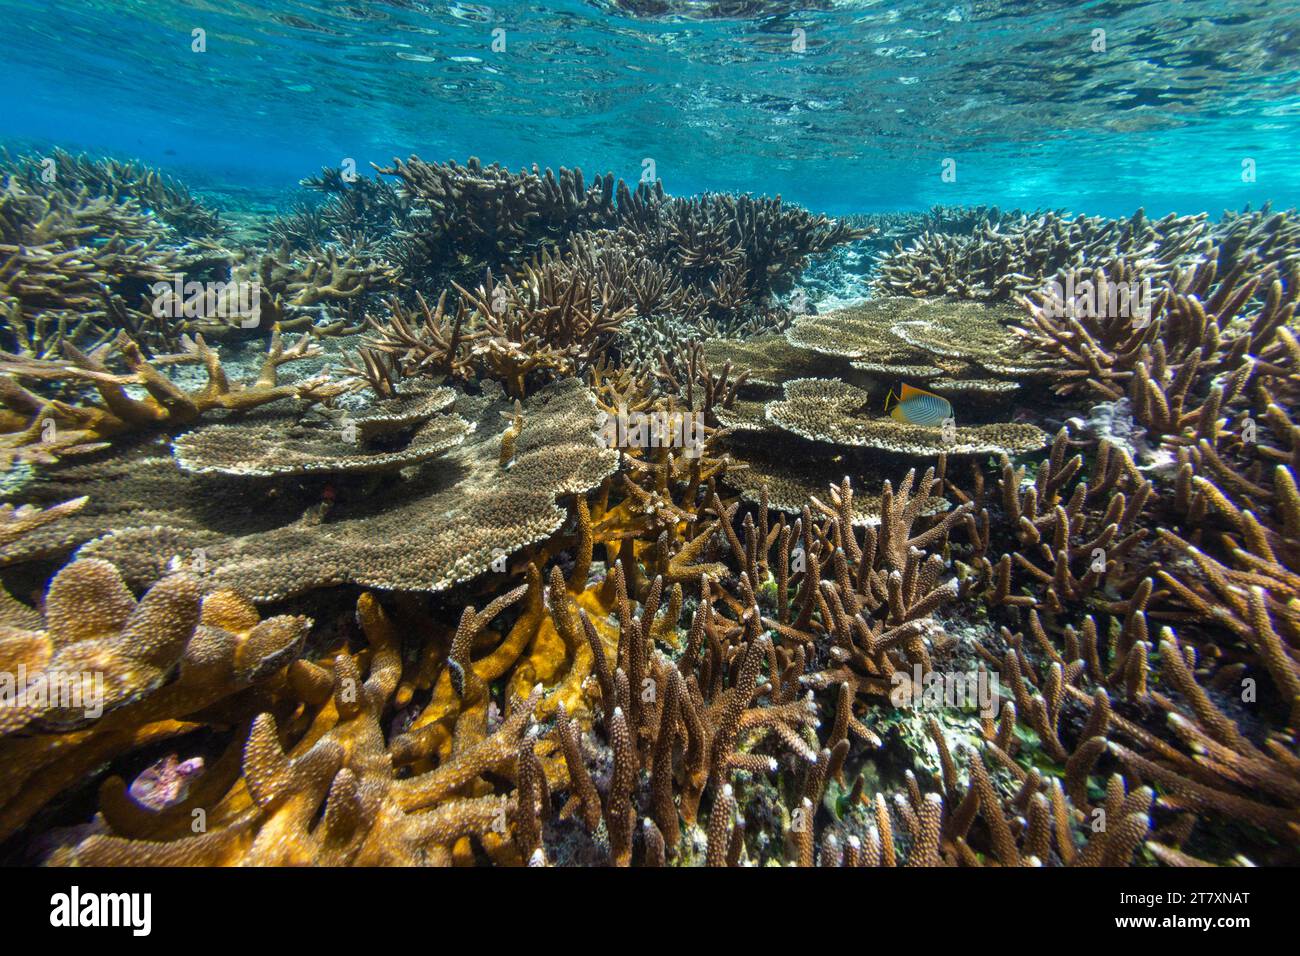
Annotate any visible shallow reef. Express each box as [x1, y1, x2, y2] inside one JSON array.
[[1, 151, 1298, 868]]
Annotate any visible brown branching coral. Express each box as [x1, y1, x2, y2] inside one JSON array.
[[317, 158, 865, 391], [658, 193, 867, 299], [456, 263, 632, 399], [0, 557, 308, 842], [5, 443, 1281, 866], [1017, 251, 1296, 436], [55, 594, 545, 866], [359, 261, 631, 400], [2, 148, 225, 239], [873, 208, 1213, 302], [0, 328, 353, 466], [787, 468, 972, 705], [0, 176, 182, 358], [939, 411, 1300, 861], [957, 429, 1154, 618], [1012, 239, 1300, 837], [373, 156, 639, 276], [172, 245, 396, 341]]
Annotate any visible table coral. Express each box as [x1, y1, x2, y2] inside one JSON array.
[[2, 153, 1297, 871], [76, 377, 619, 600], [766, 378, 1047, 457], [172, 385, 469, 477]]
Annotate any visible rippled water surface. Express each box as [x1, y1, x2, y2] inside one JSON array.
[[3, 0, 1299, 213]]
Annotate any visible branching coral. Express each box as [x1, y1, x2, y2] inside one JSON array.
[[0, 177, 182, 358], [55, 594, 544, 866], [172, 245, 396, 341], [873, 208, 1213, 302], [2, 148, 224, 240], [358, 261, 631, 400], [937, 415, 1300, 861], [373, 156, 634, 276], [0, 557, 308, 842], [0, 329, 354, 466]]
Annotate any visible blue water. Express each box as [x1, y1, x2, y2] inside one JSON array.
[[3, 0, 1299, 215]]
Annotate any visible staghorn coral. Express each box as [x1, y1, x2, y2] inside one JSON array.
[[936, 412, 1300, 861], [1209, 203, 1300, 277], [359, 261, 631, 400], [872, 208, 1213, 303], [844, 204, 1035, 254], [171, 244, 396, 341], [2, 452, 1276, 866], [268, 165, 409, 254], [1017, 247, 1297, 440], [656, 192, 868, 299], [1016, 238, 1300, 776], [2, 148, 224, 239], [0, 328, 354, 467], [0, 176, 183, 358], [371, 156, 659, 293]]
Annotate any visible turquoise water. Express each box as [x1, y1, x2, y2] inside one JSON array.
[[4, 0, 1298, 215]]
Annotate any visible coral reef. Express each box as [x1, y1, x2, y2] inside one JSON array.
[[0, 154, 1296, 870], [0, 557, 308, 841], [0, 328, 353, 467], [72, 378, 619, 600], [873, 209, 1214, 302]]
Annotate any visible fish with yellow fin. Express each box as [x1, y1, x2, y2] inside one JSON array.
[[884, 383, 953, 426]]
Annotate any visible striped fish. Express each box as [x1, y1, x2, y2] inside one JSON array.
[[884, 383, 953, 427]]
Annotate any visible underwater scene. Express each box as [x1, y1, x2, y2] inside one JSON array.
[[0, 0, 1298, 885]]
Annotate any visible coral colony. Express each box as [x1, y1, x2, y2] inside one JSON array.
[[0, 11, 1298, 878]]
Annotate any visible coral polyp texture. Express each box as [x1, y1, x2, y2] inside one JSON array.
[[0, 148, 1297, 871], [75, 377, 619, 600]]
